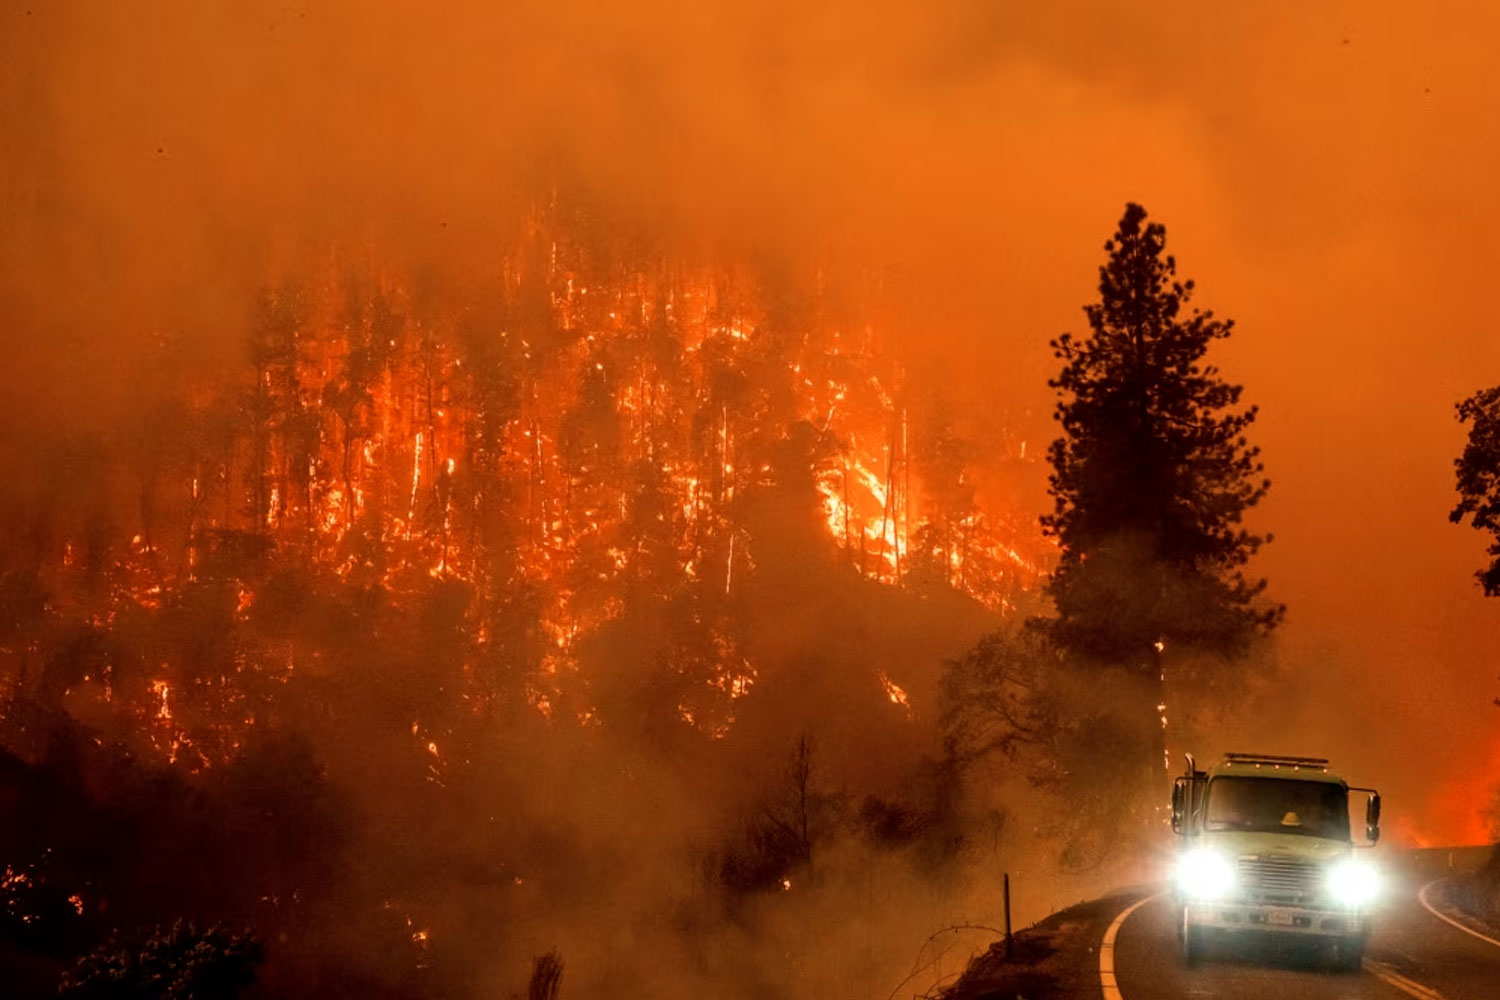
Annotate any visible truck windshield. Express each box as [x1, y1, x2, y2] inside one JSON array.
[[1204, 777, 1349, 840]]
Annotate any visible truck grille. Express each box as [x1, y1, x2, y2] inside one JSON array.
[[1237, 856, 1323, 902]]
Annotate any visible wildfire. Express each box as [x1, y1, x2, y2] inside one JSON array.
[[878, 671, 911, 712], [9, 200, 1051, 771], [149, 680, 172, 722]]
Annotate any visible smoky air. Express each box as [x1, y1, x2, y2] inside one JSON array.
[[2, 3, 1499, 998]]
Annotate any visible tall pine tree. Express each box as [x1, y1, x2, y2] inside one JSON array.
[[1041, 203, 1280, 671], [1452, 385, 1500, 599]]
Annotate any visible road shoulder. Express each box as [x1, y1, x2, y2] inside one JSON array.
[[1421, 877, 1500, 949], [941, 889, 1151, 1000]]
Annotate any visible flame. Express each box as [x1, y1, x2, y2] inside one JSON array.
[[149, 680, 172, 721], [12, 207, 1052, 770], [878, 670, 911, 712], [1423, 732, 1500, 846]]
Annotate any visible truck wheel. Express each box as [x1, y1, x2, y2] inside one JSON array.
[[1181, 918, 1203, 966], [1334, 935, 1365, 973]]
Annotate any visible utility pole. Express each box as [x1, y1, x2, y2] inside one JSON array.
[[1003, 872, 1013, 960]]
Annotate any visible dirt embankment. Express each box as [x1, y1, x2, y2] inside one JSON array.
[[1448, 843, 1500, 928], [937, 891, 1141, 1000]]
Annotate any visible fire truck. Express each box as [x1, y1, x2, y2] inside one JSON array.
[[1170, 752, 1382, 970]]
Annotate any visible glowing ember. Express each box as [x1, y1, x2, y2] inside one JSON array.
[[149, 680, 172, 721], [878, 671, 911, 711]]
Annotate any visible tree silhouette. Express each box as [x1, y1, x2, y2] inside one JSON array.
[[1040, 202, 1280, 669], [1452, 384, 1500, 598]]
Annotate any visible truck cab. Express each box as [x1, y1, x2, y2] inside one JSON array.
[[1171, 752, 1382, 970]]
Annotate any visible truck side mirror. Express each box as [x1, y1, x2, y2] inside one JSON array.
[[1366, 793, 1381, 844], [1171, 777, 1188, 834]]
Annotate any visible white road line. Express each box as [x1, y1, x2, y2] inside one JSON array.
[[1099, 892, 1164, 1000], [1362, 959, 1446, 1000], [1100, 883, 1468, 1000], [1418, 878, 1500, 949]]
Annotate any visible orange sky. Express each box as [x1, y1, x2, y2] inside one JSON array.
[[3, 0, 1499, 841]]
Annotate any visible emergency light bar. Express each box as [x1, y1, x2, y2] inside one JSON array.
[[1223, 752, 1330, 769]]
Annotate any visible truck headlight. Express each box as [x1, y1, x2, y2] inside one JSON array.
[[1327, 859, 1380, 907], [1176, 848, 1236, 900]]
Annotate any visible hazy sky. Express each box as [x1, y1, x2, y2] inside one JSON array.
[[4, 0, 1499, 840]]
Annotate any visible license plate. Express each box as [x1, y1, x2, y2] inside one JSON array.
[[1266, 908, 1296, 926]]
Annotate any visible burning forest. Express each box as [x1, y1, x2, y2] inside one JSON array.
[[3, 197, 1048, 763], [0, 195, 1062, 997]]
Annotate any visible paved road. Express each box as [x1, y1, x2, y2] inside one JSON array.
[[1107, 856, 1499, 1000]]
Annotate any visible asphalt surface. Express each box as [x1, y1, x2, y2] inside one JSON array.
[[1107, 853, 1500, 1000]]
